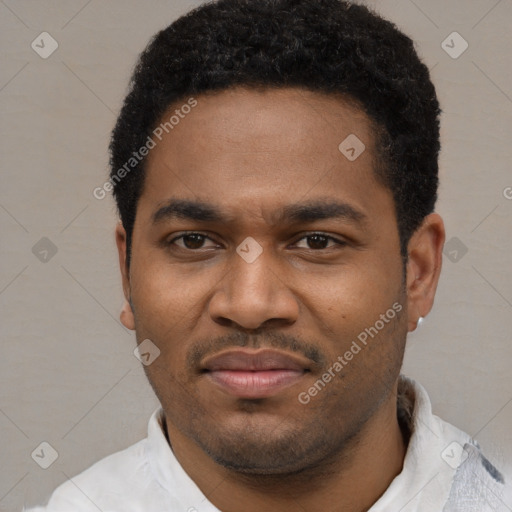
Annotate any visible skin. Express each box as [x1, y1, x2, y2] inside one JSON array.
[[116, 87, 445, 512]]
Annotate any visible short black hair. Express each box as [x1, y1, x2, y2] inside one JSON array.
[[109, 0, 440, 268]]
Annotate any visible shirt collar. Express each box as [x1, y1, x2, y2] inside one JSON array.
[[145, 407, 221, 511], [369, 375, 472, 511]]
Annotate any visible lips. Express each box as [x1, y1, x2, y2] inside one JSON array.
[[202, 349, 310, 399]]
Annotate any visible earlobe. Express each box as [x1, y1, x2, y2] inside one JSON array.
[[405, 213, 445, 332], [115, 222, 135, 330], [120, 298, 136, 330]]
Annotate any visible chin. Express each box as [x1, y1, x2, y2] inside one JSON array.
[[190, 418, 348, 477]]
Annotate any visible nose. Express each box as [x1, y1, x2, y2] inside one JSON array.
[[208, 246, 299, 330]]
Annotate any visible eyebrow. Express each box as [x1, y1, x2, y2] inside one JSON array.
[[151, 197, 368, 227]]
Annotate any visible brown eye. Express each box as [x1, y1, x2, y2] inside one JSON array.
[[181, 234, 206, 249], [306, 235, 329, 250], [168, 233, 219, 250], [294, 234, 346, 250]]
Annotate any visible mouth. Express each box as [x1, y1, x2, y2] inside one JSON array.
[[201, 349, 311, 399]]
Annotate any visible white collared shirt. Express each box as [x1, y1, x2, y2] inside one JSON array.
[[25, 376, 510, 512]]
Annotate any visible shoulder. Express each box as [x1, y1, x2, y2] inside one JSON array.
[[24, 439, 156, 512], [397, 376, 511, 511], [444, 441, 512, 512]]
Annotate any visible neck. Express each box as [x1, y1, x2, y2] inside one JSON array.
[[165, 385, 408, 512]]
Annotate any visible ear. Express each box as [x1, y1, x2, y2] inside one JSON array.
[[115, 222, 135, 330], [405, 213, 445, 332]]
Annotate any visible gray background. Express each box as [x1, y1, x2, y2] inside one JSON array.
[[1, 0, 511, 510]]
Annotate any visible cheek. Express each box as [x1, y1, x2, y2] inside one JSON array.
[[305, 259, 403, 342], [129, 255, 218, 345]]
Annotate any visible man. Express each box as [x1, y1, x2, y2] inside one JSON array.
[[27, 0, 510, 511]]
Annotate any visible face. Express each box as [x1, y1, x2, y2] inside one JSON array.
[[116, 87, 438, 475]]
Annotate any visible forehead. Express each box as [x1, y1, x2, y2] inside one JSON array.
[[139, 87, 392, 226], [152, 86, 374, 155]]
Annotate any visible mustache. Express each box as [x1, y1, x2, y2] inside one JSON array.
[[187, 331, 327, 371]]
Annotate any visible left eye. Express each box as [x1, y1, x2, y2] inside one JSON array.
[[293, 234, 345, 250]]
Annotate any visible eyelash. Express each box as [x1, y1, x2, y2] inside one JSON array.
[[166, 232, 347, 251]]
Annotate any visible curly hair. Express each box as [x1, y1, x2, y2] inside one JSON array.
[[109, 0, 441, 267]]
